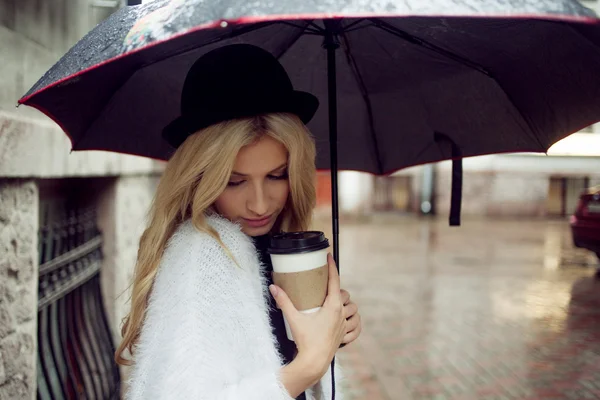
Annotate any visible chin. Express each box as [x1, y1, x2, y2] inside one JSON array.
[[242, 222, 275, 237]]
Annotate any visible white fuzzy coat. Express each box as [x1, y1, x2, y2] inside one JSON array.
[[126, 214, 344, 400]]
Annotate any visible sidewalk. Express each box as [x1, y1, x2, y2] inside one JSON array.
[[314, 216, 600, 400]]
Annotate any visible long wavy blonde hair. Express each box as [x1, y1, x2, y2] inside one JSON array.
[[115, 113, 317, 365]]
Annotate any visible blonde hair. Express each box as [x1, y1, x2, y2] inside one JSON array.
[[115, 113, 317, 365]]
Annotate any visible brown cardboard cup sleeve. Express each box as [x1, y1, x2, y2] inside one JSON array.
[[272, 264, 328, 311]]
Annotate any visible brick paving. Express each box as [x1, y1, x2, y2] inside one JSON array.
[[312, 215, 600, 400]]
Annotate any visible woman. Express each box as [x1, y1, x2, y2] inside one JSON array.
[[116, 44, 362, 400]]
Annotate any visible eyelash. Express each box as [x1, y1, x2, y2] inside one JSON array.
[[227, 173, 288, 187]]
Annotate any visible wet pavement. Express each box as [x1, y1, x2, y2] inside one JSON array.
[[312, 215, 600, 400]]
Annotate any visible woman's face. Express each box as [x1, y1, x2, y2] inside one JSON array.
[[214, 135, 290, 236]]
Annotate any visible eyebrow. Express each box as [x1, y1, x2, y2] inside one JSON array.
[[231, 163, 288, 177]]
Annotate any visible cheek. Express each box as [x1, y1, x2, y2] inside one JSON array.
[[274, 183, 290, 207], [214, 191, 240, 218]]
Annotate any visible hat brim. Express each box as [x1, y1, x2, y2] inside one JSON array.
[[289, 90, 320, 126], [162, 90, 319, 149]]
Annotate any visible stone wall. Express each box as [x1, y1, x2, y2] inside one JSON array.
[[98, 175, 160, 346], [96, 174, 160, 396], [0, 1, 164, 398], [0, 180, 38, 400]]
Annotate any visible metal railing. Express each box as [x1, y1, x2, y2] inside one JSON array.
[[37, 204, 120, 400]]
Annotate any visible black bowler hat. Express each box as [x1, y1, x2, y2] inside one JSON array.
[[162, 44, 319, 148]]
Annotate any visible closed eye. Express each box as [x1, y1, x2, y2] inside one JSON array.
[[227, 180, 245, 187], [227, 172, 288, 187], [268, 173, 288, 181]]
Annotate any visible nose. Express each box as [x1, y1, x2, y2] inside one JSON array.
[[247, 182, 269, 217]]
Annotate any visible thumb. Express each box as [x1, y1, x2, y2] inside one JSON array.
[[269, 285, 298, 317]]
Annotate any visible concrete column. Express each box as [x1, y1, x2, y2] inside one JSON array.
[[339, 171, 374, 218], [97, 174, 159, 395], [0, 180, 38, 400], [589, 177, 600, 187], [97, 175, 159, 346]]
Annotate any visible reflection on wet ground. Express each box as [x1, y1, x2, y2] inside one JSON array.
[[312, 215, 600, 400]]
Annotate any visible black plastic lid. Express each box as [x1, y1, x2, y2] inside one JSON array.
[[267, 231, 329, 255]]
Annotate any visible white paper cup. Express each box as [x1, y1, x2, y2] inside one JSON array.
[[268, 232, 329, 341]]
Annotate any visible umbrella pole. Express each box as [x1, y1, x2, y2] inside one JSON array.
[[324, 23, 340, 270], [324, 22, 341, 400]]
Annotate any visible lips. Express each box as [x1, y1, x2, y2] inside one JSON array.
[[243, 215, 272, 228]]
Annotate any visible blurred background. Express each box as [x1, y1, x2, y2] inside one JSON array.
[[1, 1, 600, 399]]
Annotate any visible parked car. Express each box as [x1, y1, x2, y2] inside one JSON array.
[[570, 186, 600, 262]]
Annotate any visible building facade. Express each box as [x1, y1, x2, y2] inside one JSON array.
[[330, 136, 600, 221], [1, 1, 161, 399]]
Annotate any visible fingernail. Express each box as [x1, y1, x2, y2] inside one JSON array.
[[269, 284, 278, 297]]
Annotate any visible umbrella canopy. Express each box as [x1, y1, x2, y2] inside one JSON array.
[[19, 0, 600, 175], [18, 0, 600, 261]]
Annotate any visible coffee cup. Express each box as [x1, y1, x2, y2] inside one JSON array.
[[268, 231, 330, 341]]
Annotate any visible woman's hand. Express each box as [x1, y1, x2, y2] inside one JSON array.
[[340, 288, 362, 346], [269, 253, 346, 379]]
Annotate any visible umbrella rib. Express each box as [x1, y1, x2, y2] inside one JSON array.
[[550, 20, 600, 54], [344, 24, 376, 33], [274, 21, 313, 60], [278, 21, 321, 34], [370, 18, 545, 153], [339, 29, 384, 175], [307, 21, 326, 33], [488, 80, 546, 152], [342, 19, 374, 33], [369, 18, 491, 77], [406, 141, 434, 168]]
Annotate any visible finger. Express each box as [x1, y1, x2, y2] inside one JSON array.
[[326, 253, 341, 302], [345, 312, 361, 332], [270, 272, 279, 308], [269, 285, 299, 318], [340, 289, 350, 305], [343, 314, 362, 342], [342, 324, 362, 345], [343, 302, 358, 320]]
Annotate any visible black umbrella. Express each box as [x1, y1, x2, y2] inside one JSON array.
[[18, 0, 600, 262], [18, 1, 600, 398]]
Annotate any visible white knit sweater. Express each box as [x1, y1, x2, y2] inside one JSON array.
[[126, 214, 344, 400]]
